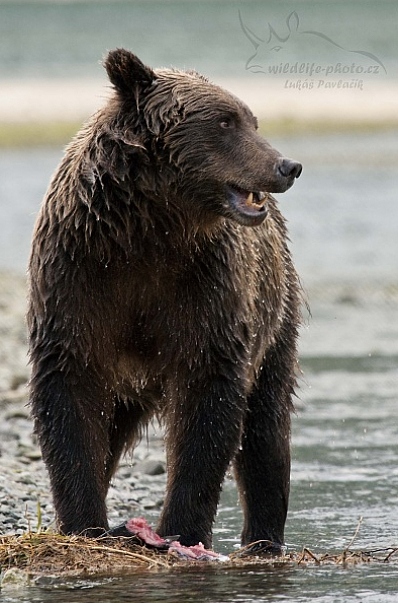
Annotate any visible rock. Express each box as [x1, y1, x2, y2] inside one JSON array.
[[1, 389, 28, 406], [22, 449, 42, 461], [0, 568, 30, 588], [9, 375, 28, 391], [141, 497, 160, 509], [133, 459, 166, 476]]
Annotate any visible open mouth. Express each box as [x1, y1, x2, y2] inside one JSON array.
[[224, 185, 268, 226]]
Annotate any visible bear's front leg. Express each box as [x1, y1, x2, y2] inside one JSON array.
[[157, 377, 246, 548], [234, 324, 297, 554], [30, 362, 113, 536]]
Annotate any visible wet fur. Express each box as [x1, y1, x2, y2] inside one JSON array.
[[28, 49, 301, 549]]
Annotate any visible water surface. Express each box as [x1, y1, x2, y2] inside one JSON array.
[[1, 0, 397, 80]]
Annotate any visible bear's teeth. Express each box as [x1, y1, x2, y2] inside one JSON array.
[[246, 191, 266, 208]]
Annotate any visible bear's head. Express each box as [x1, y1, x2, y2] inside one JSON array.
[[104, 49, 301, 228]]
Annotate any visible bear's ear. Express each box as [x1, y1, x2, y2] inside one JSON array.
[[104, 49, 156, 95]]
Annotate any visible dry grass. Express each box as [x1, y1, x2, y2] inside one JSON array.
[[292, 546, 398, 566], [229, 536, 398, 568], [1, 531, 397, 582], [0, 532, 172, 578]]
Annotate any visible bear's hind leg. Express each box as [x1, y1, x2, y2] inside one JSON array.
[[105, 395, 155, 483], [30, 365, 113, 536]]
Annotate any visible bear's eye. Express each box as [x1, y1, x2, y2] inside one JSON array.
[[220, 118, 234, 129]]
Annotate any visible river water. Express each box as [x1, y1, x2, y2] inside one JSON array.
[[1, 0, 397, 80], [1, 131, 397, 601]]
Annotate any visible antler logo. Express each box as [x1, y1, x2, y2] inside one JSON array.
[[239, 11, 386, 75]]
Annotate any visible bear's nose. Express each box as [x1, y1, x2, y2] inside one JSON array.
[[278, 158, 302, 179]]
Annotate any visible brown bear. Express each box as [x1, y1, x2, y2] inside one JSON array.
[[28, 49, 302, 553]]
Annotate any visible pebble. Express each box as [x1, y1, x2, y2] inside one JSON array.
[[1, 567, 31, 588], [133, 459, 166, 476]]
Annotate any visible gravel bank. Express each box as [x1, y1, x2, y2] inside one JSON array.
[[0, 270, 167, 536]]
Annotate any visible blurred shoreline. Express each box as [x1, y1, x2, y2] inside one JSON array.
[[1, 77, 398, 147]]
